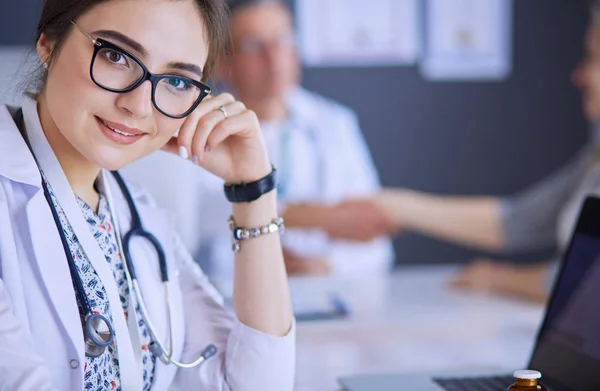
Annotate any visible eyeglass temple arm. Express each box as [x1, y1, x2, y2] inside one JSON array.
[[70, 21, 101, 46]]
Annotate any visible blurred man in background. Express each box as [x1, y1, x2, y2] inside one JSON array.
[[195, 0, 396, 279]]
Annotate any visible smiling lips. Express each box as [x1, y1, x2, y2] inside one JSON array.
[[96, 116, 146, 145]]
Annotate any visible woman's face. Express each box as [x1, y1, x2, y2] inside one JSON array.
[[38, 0, 209, 170], [573, 24, 600, 122]]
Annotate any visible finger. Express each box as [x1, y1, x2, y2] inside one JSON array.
[[193, 92, 236, 119], [204, 109, 257, 151], [177, 93, 236, 159], [192, 101, 247, 163]]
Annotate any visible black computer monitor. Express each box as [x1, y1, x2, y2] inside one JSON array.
[[529, 196, 600, 391]]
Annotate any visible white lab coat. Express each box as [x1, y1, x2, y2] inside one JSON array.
[[196, 87, 395, 279], [0, 96, 295, 391]]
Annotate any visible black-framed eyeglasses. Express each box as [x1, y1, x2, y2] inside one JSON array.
[[71, 21, 211, 119]]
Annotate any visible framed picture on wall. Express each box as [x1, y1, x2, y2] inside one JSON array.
[[421, 0, 513, 81], [296, 0, 420, 67]]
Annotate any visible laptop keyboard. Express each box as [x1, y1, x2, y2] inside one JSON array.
[[433, 375, 514, 391]]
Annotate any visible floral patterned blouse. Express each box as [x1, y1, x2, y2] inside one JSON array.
[[44, 174, 156, 390]]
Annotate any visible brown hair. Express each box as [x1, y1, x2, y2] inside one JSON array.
[[35, 0, 231, 83]]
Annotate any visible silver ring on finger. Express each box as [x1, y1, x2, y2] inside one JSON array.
[[217, 105, 228, 119]]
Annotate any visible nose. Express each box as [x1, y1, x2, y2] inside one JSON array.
[[263, 42, 288, 71], [116, 80, 154, 119]]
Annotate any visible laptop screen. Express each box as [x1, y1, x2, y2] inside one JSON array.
[[529, 196, 600, 391]]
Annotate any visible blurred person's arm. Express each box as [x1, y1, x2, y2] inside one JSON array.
[[377, 147, 591, 254], [379, 190, 503, 251], [449, 259, 555, 303]]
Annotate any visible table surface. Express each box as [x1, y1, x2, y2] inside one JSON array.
[[289, 265, 546, 391]]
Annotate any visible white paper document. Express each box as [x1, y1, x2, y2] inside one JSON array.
[[296, 0, 419, 67], [421, 0, 513, 81]]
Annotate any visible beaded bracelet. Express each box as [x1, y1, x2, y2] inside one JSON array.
[[228, 216, 285, 253]]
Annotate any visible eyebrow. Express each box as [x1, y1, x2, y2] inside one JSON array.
[[166, 62, 204, 79], [92, 30, 148, 57], [91, 29, 204, 78]]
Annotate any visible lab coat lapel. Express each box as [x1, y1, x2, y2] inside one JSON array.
[[0, 102, 85, 369], [24, 190, 85, 363], [20, 97, 142, 390]]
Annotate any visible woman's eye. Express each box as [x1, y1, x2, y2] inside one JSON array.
[[105, 50, 127, 65], [167, 78, 191, 90]]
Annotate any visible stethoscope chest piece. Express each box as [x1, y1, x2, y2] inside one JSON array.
[[83, 313, 115, 357]]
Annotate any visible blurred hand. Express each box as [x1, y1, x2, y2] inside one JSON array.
[[283, 249, 331, 276], [321, 198, 398, 242], [449, 258, 549, 303]]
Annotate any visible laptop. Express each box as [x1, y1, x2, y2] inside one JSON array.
[[339, 196, 600, 391]]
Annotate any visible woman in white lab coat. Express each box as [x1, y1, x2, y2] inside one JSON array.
[[0, 0, 294, 390]]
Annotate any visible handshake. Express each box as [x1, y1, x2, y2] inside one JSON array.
[[291, 190, 406, 242], [282, 192, 402, 276]]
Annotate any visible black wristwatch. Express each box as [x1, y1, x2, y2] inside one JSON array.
[[224, 166, 278, 203]]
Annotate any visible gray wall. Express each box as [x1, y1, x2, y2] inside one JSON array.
[[0, 0, 590, 264], [0, 0, 41, 46], [295, 0, 590, 264]]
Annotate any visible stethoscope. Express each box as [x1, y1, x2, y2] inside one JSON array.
[[275, 114, 325, 200], [15, 109, 216, 368]]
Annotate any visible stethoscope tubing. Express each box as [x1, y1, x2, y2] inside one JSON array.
[[15, 107, 216, 368], [105, 170, 216, 368]]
